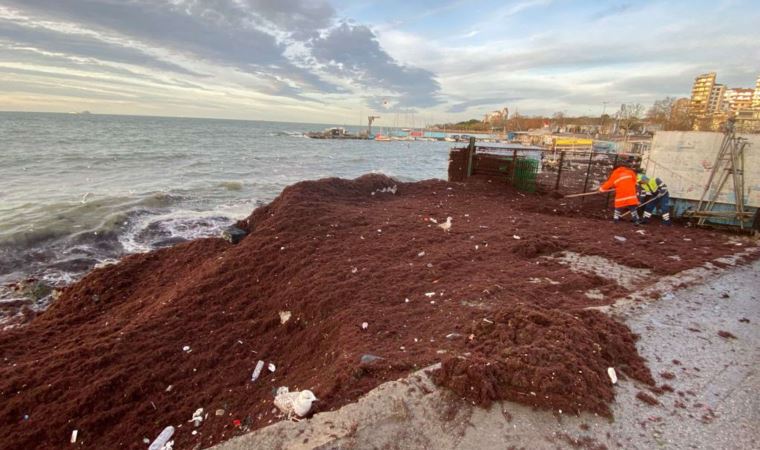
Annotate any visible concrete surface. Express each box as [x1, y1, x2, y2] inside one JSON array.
[[212, 258, 760, 450]]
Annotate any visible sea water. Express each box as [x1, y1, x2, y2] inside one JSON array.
[[0, 112, 452, 286]]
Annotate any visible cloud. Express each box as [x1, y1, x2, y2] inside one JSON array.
[[0, 20, 199, 76], [309, 22, 441, 109], [590, 3, 634, 21], [447, 97, 520, 113]]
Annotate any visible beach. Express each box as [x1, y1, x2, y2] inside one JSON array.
[[1, 173, 757, 449]]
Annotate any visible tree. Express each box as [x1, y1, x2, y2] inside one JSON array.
[[647, 97, 692, 131], [616, 103, 644, 134], [647, 97, 675, 125]]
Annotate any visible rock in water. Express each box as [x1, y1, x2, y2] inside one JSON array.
[[274, 389, 318, 419], [221, 226, 248, 244]]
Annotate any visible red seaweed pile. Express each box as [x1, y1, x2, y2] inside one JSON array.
[[0, 174, 753, 449]]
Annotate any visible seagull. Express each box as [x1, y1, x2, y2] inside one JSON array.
[[438, 216, 452, 232], [274, 388, 318, 420]]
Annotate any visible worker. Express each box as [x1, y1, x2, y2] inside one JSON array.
[[599, 162, 640, 224], [637, 173, 671, 225]]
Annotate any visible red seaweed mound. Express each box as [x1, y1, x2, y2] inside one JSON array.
[[0, 174, 753, 449], [431, 303, 653, 416]]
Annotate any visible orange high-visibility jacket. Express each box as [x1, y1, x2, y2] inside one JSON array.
[[600, 166, 639, 208]]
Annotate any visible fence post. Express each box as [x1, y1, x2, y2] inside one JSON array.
[[554, 151, 565, 191], [466, 137, 476, 177], [607, 154, 619, 206], [581, 152, 594, 202], [511, 149, 518, 186]]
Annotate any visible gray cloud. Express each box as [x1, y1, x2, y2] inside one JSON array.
[[310, 22, 441, 109], [1, 0, 443, 102], [0, 0, 340, 93], [0, 20, 200, 76]]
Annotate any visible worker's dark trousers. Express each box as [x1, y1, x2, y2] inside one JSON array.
[[613, 206, 639, 223], [643, 193, 671, 223]]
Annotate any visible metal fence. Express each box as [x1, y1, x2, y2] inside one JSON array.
[[457, 142, 639, 208]]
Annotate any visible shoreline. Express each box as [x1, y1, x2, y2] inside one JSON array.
[[1, 174, 758, 449]]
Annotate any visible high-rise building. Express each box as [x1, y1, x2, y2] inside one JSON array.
[[708, 84, 725, 114], [689, 72, 716, 120], [753, 75, 760, 110], [724, 88, 754, 115]]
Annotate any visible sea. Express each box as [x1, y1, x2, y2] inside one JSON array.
[[0, 111, 454, 292]]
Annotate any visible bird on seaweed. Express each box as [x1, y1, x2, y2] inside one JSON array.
[[438, 216, 452, 232], [274, 387, 318, 420]]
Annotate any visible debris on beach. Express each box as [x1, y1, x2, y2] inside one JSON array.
[[0, 174, 754, 449], [251, 360, 265, 382]]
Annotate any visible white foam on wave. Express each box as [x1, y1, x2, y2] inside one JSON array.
[[118, 201, 257, 254]]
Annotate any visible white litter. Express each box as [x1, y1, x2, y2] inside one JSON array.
[[189, 408, 204, 427], [148, 426, 175, 450], [424, 292, 436, 297], [361, 322, 368, 330], [182, 345, 191, 353], [429, 218, 438, 224], [607, 367, 618, 384], [351, 267, 358, 273], [417, 251, 425, 257], [512, 235, 521, 240], [251, 360, 265, 382], [70, 430, 78, 444], [279, 311, 291, 324], [614, 236, 627, 242], [268, 363, 276, 373], [404, 298, 410, 303], [635, 230, 646, 235]]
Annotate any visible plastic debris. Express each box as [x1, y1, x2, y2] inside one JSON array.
[[215, 409, 225, 416], [268, 363, 276, 373], [165, 385, 173, 392], [424, 292, 435, 297], [191, 430, 198, 436], [279, 311, 291, 324], [251, 360, 265, 382], [351, 267, 358, 273], [232, 419, 241, 427], [614, 236, 627, 242], [182, 345, 191, 353], [607, 367, 618, 384], [70, 430, 78, 444], [189, 408, 204, 427], [417, 251, 425, 257], [361, 322, 368, 330], [148, 426, 174, 450], [512, 235, 521, 240], [360, 354, 383, 364]]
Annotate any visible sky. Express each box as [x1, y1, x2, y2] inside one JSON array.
[[0, 0, 758, 125]]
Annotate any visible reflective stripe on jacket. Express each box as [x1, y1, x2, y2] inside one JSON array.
[[601, 167, 639, 208]]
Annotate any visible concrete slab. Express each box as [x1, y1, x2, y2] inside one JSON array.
[[212, 259, 760, 450]]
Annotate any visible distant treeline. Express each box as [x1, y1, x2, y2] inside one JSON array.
[[431, 97, 692, 132]]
